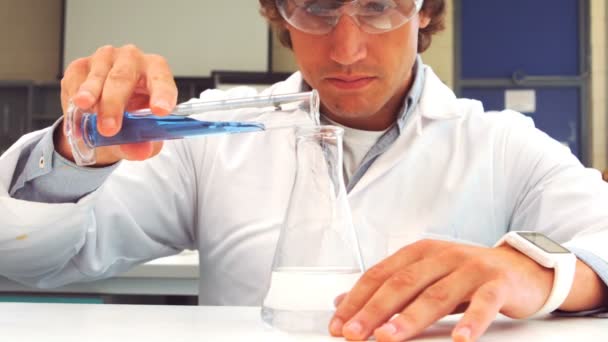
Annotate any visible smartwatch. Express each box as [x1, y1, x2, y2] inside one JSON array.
[[494, 231, 577, 317]]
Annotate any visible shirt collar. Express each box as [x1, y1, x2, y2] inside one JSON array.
[[396, 55, 425, 132]]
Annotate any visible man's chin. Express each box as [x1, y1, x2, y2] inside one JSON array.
[[322, 101, 376, 117], [322, 110, 379, 124]]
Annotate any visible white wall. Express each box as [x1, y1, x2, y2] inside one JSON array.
[[64, 0, 269, 77]]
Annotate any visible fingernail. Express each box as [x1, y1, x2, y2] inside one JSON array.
[[329, 318, 343, 334], [77, 90, 95, 103], [101, 117, 117, 132], [377, 322, 399, 336], [152, 99, 173, 112], [453, 326, 472, 342], [344, 320, 363, 335]]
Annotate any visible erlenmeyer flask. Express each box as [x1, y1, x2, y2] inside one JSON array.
[[261, 125, 365, 333]]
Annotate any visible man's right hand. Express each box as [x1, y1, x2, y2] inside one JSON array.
[[55, 45, 178, 166]]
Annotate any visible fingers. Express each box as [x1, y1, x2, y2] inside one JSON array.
[[94, 141, 164, 166], [60, 57, 91, 155], [335, 253, 463, 341], [327, 242, 534, 341], [330, 243, 426, 334], [61, 57, 90, 115], [125, 94, 154, 112], [452, 281, 506, 342], [73, 45, 115, 109], [329, 240, 449, 338], [98, 44, 145, 136], [117, 141, 159, 161], [373, 269, 484, 342], [334, 293, 347, 307], [59, 44, 175, 165], [144, 54, 178, 115]]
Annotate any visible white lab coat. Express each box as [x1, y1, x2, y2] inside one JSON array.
[[1, 66, 607, 305]]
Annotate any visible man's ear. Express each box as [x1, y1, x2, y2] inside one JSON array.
[[419, 12, 431, 29]]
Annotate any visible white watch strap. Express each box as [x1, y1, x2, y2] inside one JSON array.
[[494, 234, 577, 318], [532, 253, 577, 317]]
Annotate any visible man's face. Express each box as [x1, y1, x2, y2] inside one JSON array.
[[286, 11, 430, 130]]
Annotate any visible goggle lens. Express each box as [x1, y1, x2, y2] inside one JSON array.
[[276, 0, 424, 34]]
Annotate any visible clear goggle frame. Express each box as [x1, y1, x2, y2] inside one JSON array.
[[276, 0, 424, 35]]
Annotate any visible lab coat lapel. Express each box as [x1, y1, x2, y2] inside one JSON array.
[[347, 67, 466, 197]]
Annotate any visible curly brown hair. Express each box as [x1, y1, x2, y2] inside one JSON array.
[[259, 0, 446, 53]]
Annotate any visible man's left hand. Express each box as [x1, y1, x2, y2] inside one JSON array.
[[329, 239, 555, 342]]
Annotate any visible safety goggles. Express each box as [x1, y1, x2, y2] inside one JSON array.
[[276, 0, 424, 35]]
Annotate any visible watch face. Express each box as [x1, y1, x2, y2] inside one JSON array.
[[517, 232, 571, 253]]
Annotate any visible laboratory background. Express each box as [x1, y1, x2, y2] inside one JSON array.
[[0, 0, 607, 305]]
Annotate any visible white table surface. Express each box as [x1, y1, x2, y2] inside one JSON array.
[[0, 303, 605, 341], [0, 251, 199, 296]]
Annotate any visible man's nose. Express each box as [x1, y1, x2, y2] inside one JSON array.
[[328, 16, 368, 66]]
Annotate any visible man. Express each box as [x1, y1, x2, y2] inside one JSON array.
[[0, 0, 606, 341]]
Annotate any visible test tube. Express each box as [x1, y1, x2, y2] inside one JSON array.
[[66, 90, 320, 166]]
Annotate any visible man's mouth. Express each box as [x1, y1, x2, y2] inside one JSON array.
[[324, 75, 376, 90]]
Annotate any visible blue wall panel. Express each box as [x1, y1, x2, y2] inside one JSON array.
[[461, 0, 580, 78], [461, 87, 580, 157]]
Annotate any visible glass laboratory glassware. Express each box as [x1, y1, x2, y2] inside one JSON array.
[[261, 125, 365, 334], [65, 90, 320, 166]]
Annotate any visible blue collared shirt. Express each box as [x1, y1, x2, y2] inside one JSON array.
[[338, 57, 425, 192], [9, 119, 119, 202]]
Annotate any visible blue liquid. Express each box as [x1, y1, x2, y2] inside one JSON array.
[[83, 113, 265, 147]]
